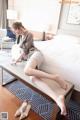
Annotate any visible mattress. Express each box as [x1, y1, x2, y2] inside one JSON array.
[[34, 34, 80, 92]]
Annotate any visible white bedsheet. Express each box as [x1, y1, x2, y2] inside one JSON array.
[[34, 34, 80, 92]]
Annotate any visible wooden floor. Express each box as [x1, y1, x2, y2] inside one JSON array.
[[0, 85, 42, 120]]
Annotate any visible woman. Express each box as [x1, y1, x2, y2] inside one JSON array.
[[12, 22, 67, 116]]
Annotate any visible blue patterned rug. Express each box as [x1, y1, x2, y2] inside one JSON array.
[[5, 80, 80, 120], [5, 80, 53, 120], [57, 100, 80, 120], [67, 100, 80, 120]]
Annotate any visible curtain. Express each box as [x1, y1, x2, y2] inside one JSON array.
[[0, 0, 8, 28]]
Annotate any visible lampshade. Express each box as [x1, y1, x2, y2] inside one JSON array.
[[7, 9, 17, 20]]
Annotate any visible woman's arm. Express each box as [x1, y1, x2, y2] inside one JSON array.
[[15, 52, 24, 63], [20, 32, 34, 50]]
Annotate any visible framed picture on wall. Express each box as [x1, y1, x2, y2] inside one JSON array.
[[67, 1, 80, 24]]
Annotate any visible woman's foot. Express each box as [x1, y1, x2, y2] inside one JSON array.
[[53, 75, 67, 90], [15, 100, 28, 117], [56, 95, 67, 116]]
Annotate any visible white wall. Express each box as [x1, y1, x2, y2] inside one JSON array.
[[58, 3, 80, 37], [8, 0, 61, 34]]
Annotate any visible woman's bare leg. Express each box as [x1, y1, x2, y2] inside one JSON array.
[[32, 76, 67, 116], [24, 62, 67, 90]]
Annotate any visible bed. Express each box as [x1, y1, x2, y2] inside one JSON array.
[[34, 33, 80, 92]]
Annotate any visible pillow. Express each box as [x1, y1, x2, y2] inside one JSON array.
[[7, 28, 16, 41]]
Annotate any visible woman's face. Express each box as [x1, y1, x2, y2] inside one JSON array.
[[13, 28, 22, 35]]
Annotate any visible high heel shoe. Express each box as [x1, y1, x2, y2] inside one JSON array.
[[19, 102, 31, 120], [14, 100, 28, 117]]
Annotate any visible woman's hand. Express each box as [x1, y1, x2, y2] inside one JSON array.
[[10, 60, 17, 65]]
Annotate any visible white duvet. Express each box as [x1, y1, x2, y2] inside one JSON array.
[[34, 34, 80, 92]]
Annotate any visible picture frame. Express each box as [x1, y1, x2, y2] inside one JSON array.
[[67, 0, 80, 24]]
